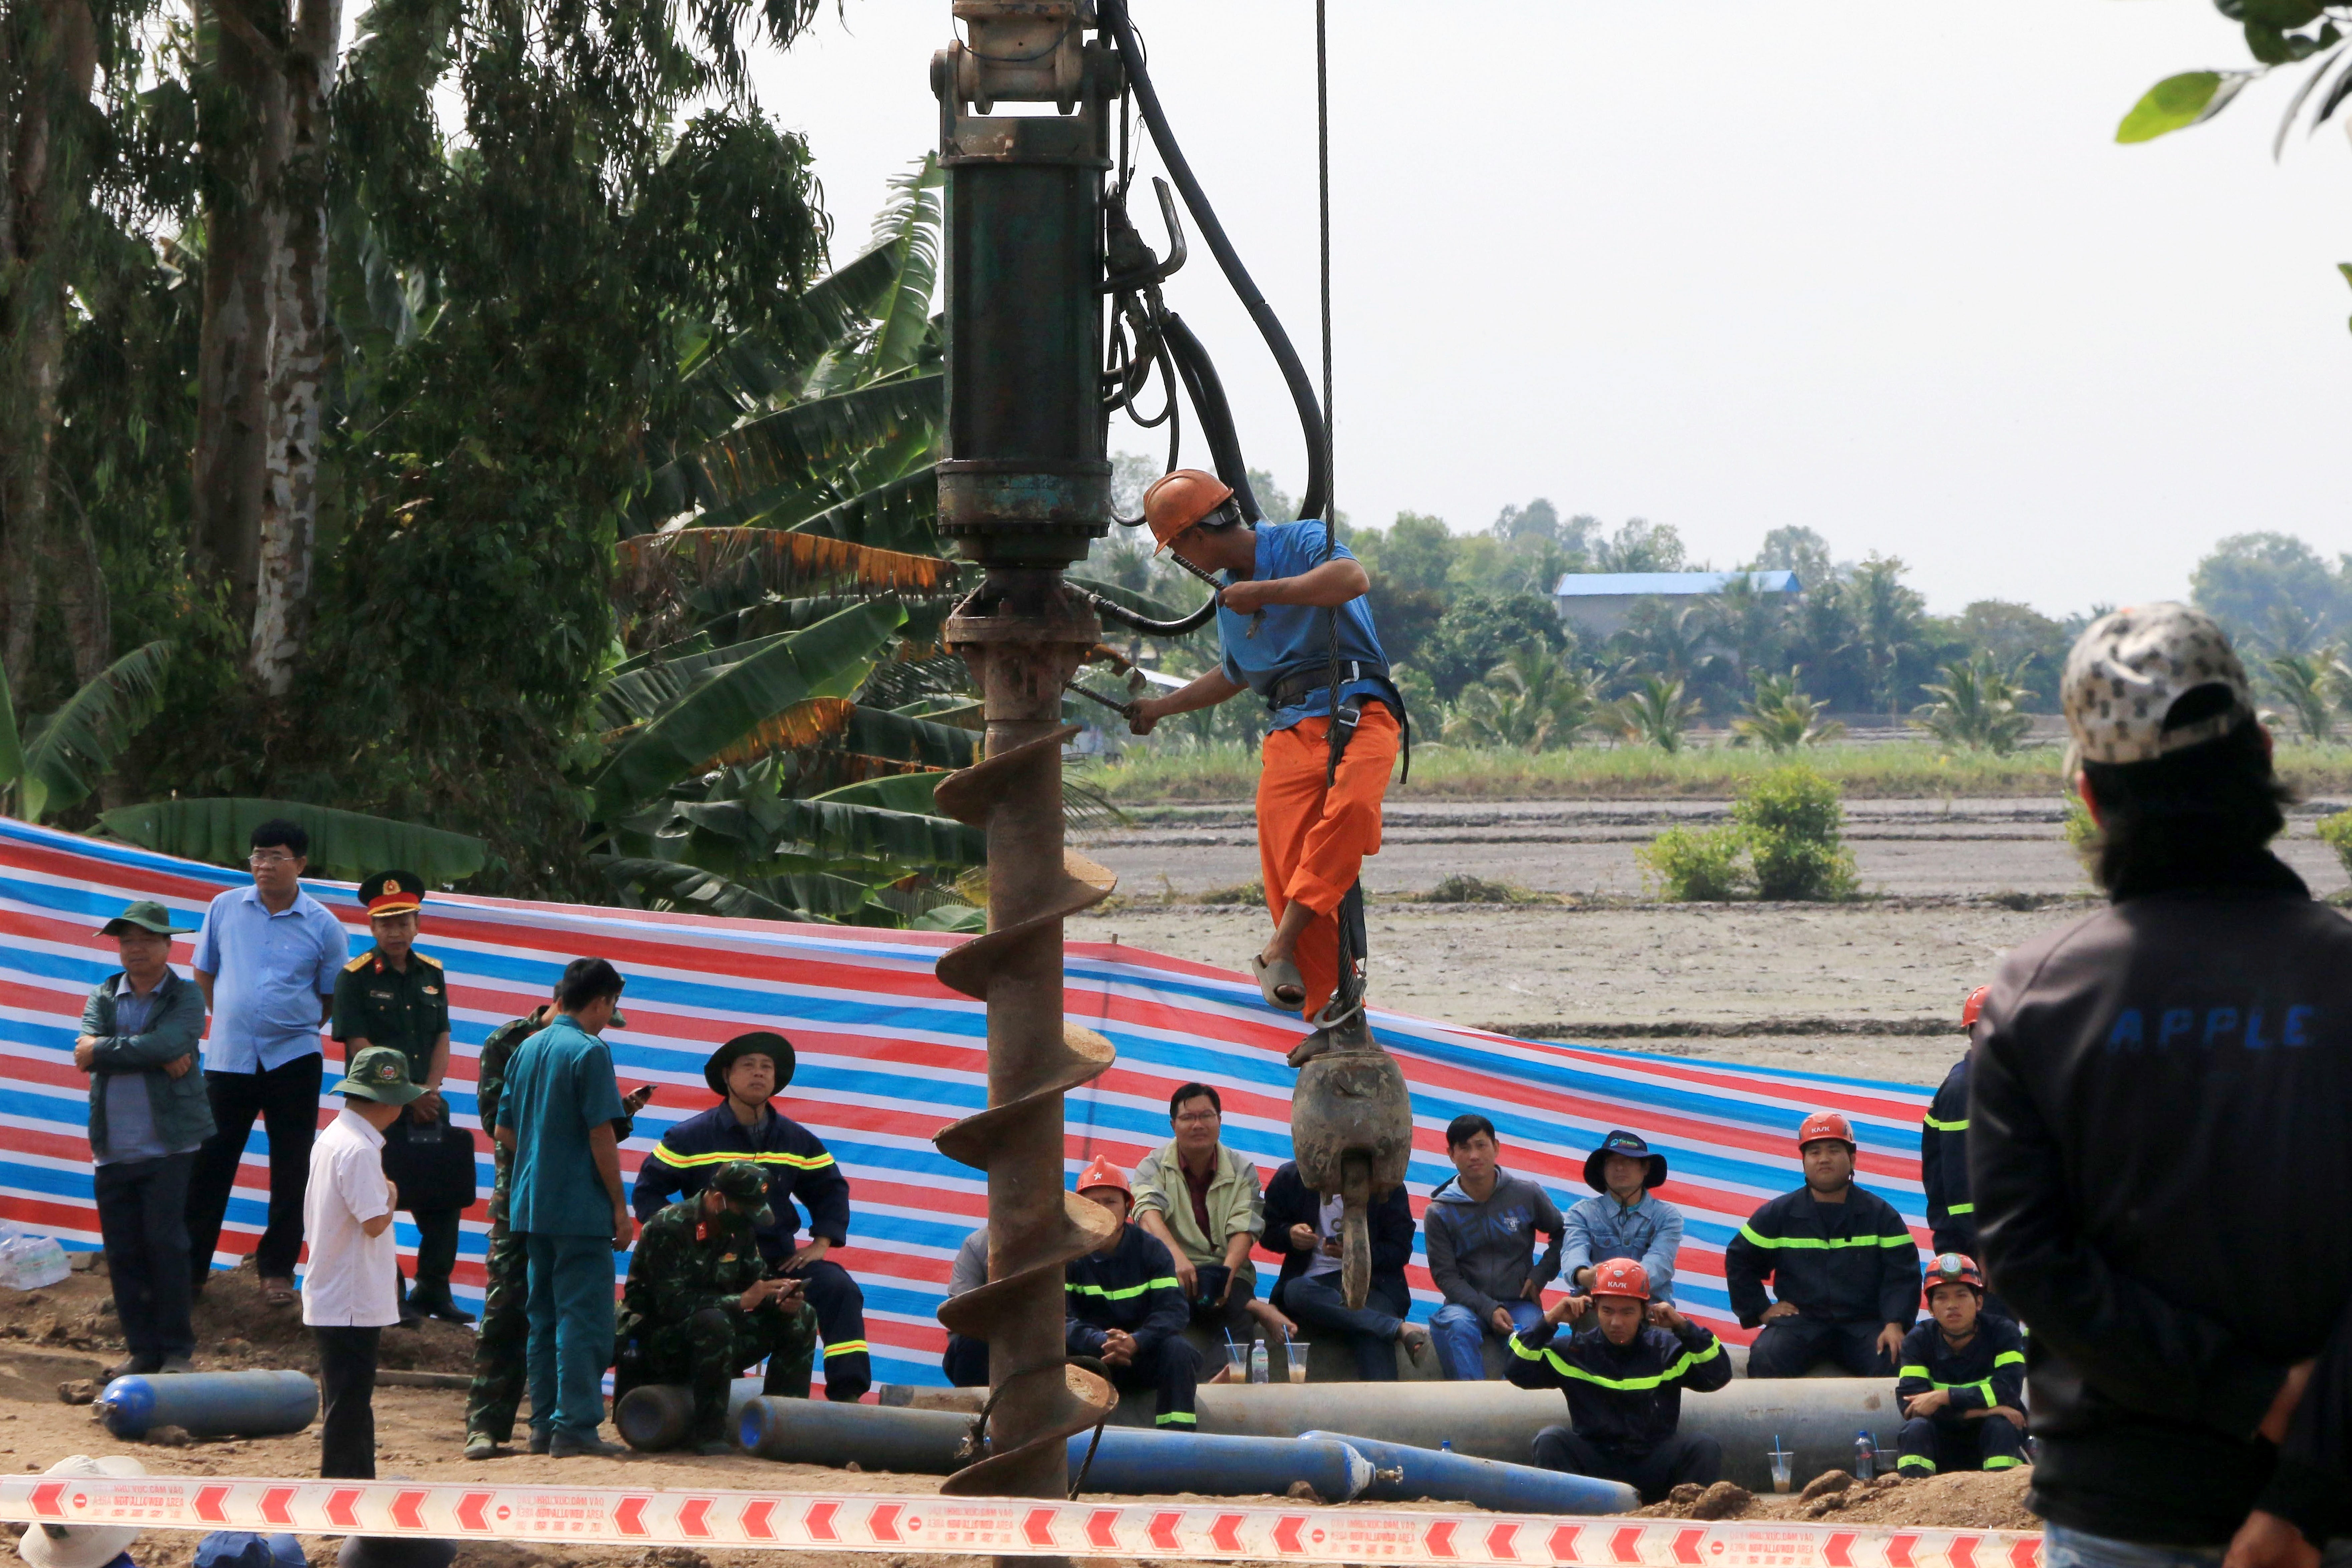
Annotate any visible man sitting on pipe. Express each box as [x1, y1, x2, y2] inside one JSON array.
[[1425, 1114, 1565, 1381], [1131, 1082, 1294, 1346], [614, 1159, 817, 1454], [1067, 1156, 1202, 1428], [1723, 1110, 1922, 1378], [1894, 1253, 2027, 1478], [1262, 1156, 1430, 1379], [632, 1032, 872, 1400], [1123, 470, 1401, 1056], [1508, 1258, 1730, 1503]]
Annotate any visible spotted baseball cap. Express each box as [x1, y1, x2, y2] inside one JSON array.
[[333, 1044, 427, 1105], [2061, 602, 2254, 766], [708, 1159, 776, 1228]]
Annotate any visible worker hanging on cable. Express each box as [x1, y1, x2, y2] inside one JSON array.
[[1124, 469, 1402, 1061]]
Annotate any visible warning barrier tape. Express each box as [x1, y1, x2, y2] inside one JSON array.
[[0, 1475, 2041, 1568]]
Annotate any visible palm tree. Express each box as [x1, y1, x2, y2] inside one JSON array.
[[1911, 653, 2035, 754], [1609, 675, 1704, 753], [1841, 555, 1927, 721], [1446, 641, 1601, 750], [1731, 668, 1845, 753], [1701, 574, 1789, 679], [2267, 652, 2336, 743]]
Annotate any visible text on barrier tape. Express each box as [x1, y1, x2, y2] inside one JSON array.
[[0, 1475, 2045, 1568]]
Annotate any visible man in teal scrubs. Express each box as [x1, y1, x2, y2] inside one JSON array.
[[495, 958, 635, 1457]]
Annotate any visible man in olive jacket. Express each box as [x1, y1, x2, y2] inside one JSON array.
[[76, 900, 214, 1377], [1131, 1083, 1293, 1341]]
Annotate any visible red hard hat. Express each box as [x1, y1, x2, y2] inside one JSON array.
[[1589, 1258, 1651, 1302], [1923, 1252, 1986, 1304], [1075, 1154, 1131, 1202], [1961, 986, 1991, 1029], [1796, 1110, 1857, 1151]]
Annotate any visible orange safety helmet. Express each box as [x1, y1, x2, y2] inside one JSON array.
[[1961, 985, 1990, 1030], [1922, 1252, 1987, 1304], [1074, 1154, 1132, 1202], [1795, 1110, 1858, 1152], [1589, 1258, 1651, 1302], [1142, 468, 1235, 555]]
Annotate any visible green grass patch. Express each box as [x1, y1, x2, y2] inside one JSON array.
[[1092, 741, 2352, 804]]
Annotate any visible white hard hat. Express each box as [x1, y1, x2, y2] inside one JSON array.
[[18, 1455, 147, 1568]]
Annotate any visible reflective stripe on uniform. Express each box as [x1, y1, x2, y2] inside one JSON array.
[[1067, 1277, 1180, 1301], [1896, 1455, 1936, 1473], [652, 1144, 836, 1170], [1994, 1350, 2025, 1367], [823, 1340, 869, 1358], [1946, 1202, 1975, 1216], [1922, 1113, 1969, 1132], [1737, 1223, 1916, 1250], [1983, 1455, 2021, 1470], [1155, 1411, 1198, 1426], [1512, 1334, 1724, 1392]]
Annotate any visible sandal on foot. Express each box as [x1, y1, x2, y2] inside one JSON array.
[[1252, 954, 1308, 1010]]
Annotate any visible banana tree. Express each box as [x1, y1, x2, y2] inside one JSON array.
[[0, 642, 173, 824]]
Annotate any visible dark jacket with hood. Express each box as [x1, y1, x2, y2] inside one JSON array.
[[1972, 847, 2352, 1546], [1259, 1160, 1412, 1305], [1723, 1183, 1920, 1330], [1422, 1170, 1563, 1321], [1505, 1315, 1730, 1455]]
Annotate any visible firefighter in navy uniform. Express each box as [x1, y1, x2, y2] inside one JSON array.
[[330, 870, 470, 1325], [615, 1160, 818, 1454], [1724, 1110, 1923, 1379], [630, 1032, 870, 1401], [1065, 1155, 1200, 1430], [1895, 1254, 2027, 1479], [1921, 988, 1987, 1262], [1508, 1258, 1730, 1503]]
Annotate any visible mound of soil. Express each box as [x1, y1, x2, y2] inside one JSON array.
[[0, 1256, 477, 1378], [1636, 1467, 2039, 1530]]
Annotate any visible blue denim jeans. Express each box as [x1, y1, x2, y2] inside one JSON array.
[[1430, 1298, 1544, 1381], [524, 1232, 617, 1442], [2046, 1526, 2352, 1568]]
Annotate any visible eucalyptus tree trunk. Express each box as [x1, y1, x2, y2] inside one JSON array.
[[250, 0, 340, 695], [0, 0, 101, 693], [192, 0, 286, 633]]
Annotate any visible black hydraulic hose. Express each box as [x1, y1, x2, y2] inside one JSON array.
[[1083, 590, 1218, 637], [1100, 0, 1331, 525], [1162, 313, 1261, 522]]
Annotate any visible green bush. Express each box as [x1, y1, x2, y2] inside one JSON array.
[[1733, 765, 1857, 901], [2062, 797, 2098, 856], [1637, 826, 1750, 901], [2318, 808, 2352, 878]]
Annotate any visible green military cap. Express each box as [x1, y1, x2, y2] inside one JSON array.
[[359, 869, 425, 919], [708, 1160, 775, 1228], [96, 899, 200, 939], [335, 1043, 427, 1105]]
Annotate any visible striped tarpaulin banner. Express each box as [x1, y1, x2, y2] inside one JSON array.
[[0, 816, 1934, 1388]]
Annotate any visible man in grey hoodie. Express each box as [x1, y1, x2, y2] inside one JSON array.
[[1425, 1115, 1565, 1381]]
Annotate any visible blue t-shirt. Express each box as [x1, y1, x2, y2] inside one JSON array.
[[191, 885, 349, 1072], [497, 1016, 626, 1237], [1216, 520, 1391, 732]]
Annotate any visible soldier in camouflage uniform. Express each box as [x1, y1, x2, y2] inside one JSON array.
[[462, 1002, 651, 1460], [616, 1160, 818, 1454]]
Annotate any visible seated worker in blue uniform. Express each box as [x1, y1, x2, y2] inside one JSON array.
[[1895, 1254, 2027, 1479], [1509, 1258, 1730, 1504], [631, 1031, 870, 1401], [1066, 1156, 1200, 1429]]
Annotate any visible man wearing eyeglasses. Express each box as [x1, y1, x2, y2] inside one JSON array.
[[183, 819, 351, 1308]]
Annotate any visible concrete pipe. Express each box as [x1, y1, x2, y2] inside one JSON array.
[[1301, 1431, 1636, 1515], [1067, 1428, 1374, 1501], [1182, 1377, 1902, 1494]]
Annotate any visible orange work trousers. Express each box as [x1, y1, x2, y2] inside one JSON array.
[[1256, 703, 1399, 1020]]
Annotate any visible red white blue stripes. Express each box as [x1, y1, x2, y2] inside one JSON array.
[[0, 817, 1933, 1389]]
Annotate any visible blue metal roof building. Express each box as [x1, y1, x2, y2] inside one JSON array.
[[1552, 570, 1801, 640]]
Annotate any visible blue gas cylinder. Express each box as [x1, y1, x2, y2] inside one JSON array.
[[95, 1370, 318, 1440]]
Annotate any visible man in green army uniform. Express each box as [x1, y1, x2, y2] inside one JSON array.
[[462, 994, 651, 1460], [332, 871, 471, 1325], [616, 1160, 818, 1455]]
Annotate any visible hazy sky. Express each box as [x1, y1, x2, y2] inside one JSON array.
[[750, 2, 2351, 617]]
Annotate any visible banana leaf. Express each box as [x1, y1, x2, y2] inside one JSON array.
[[0, 657, 25, 819], [865, 155, 944, 377], [597, 856, 826, 922], [779, 468, 941, 552], [704, 697, 859, 769], [840, 704, 976, 769], [101, 798, 488, 883], [616, 527, 947, 606], [811, 772, 945, 814], [591, 602, 903, 816], [675, 793, 984, 868], [22, 641, 173, 821], [637, 375, 942, 529]]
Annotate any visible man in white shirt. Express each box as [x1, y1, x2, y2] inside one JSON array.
[[303, 1044, 423, 1478]]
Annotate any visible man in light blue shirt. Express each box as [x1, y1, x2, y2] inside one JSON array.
[[1561, 1130, 1686, 1306], [183, 818, 350, 1304]]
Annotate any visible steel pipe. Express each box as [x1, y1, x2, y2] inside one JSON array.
[[740, 1396, 973, 1473], [1068, 1428, 1375, 1501], [1301, 1431, 1636, 1515]]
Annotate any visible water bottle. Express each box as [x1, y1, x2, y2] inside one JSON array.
[[1852, 1429, 1876, 1481], [1439, 1440, 1453, 1453], [1248, 1342, 1268, 1383], [0, 1233, 68, 1290]]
